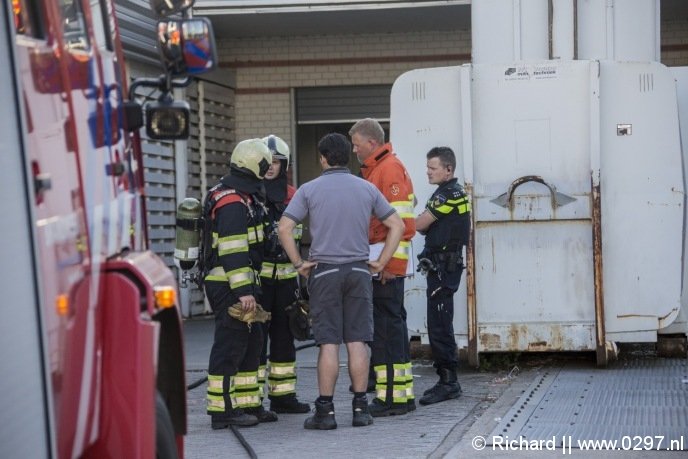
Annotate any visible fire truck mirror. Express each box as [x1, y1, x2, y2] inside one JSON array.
[[149, 0, 195, 18], [145, 98, 190, 140], [157, 18, 217, 77]]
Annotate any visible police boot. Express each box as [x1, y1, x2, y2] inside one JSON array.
[[352, 397, 373, 427], [244, 405, 278, 423], [211, 409, 259, 429], [419, 368, 462, 406], [270, 395, 310, 414], [304, 400, 337, 430]]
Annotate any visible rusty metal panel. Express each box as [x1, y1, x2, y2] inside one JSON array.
[[471, 61, 597, 354]]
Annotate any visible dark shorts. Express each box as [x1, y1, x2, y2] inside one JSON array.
[[307, 261, 373, 344]]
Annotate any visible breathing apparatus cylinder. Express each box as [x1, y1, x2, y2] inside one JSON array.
[[174, 197, 202, 271]]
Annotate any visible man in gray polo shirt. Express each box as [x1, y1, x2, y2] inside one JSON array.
[[278, 133, 404, 430]]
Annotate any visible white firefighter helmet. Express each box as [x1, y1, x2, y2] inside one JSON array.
[[230, 138, 272, 179], [262, 135, 290, 170]]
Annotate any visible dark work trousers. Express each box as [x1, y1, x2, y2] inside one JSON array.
[[371, 277, 409, 401], [259, 277, 298, 367], [206, 283, 263, 413], [426, 268, 462, 370]]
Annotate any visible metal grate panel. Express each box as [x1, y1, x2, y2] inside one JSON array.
[[491, 359, 688, 449]]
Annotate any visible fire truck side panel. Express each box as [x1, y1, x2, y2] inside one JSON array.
[[7, 0, 186, 457], [0, 1, 54, 455], [81, 270, 157, 459]]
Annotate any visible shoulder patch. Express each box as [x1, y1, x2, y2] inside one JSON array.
[[390, 184, 400, 196]]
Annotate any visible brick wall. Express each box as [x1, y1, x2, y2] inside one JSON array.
[[218, 19, 688, 149], [218, 30, 472, 146]]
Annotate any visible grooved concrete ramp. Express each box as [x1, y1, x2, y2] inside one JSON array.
[[489, 359, 688, 450]]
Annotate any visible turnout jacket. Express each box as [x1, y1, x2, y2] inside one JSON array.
[[360, 142, 415, 276], [261, 184, 302, 281], [203, 184, 265, 298]]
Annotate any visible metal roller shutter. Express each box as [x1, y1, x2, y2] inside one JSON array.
[[115, 0, 161, 67], [296, 84, 392, 124]]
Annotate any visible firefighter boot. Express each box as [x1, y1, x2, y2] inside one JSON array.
[[368, 397, 408, 417], [352, 397, 374, 427], [245, 405, 278, 423], [304, 400, 337, 430], [270, 394, 310, 414], [211, 409, 259, 429], [419, 368, 462, 406]]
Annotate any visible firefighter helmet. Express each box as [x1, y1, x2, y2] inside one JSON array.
[[262, 135, 290, 170], [230, 138, 272, 179]]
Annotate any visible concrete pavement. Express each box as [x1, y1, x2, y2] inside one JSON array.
[[181, 317, 687, 458]]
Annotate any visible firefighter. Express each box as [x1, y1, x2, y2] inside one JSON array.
[[258, 135, 310, 414], [204, 139, 278, 428], [414, 146, 471, 405], [349, 118, 416, 416]]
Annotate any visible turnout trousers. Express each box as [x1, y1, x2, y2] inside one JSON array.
[[371, 277, 413, 404], [205, 283, 263, 414], [259, 277, 299, 399]]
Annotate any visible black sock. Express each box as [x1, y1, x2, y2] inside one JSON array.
[[317, 395, 333, 403], [353, 392, 366, 400]]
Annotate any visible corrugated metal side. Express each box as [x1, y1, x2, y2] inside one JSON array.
[[296, 85, 391, 123], [186, 79, 236, 316], [115, 0, 162, 67], [142, 128, 177, 269]]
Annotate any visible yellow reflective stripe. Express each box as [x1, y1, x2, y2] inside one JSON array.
[[269, 361, 296, 376], [218, 234, 249, 256], [391, 200, 414, 219], [269, 381, 296, 395], [247, 225, 264, 244], [227, 267, 255, 289], [293, 224, 303, 240], [260, 262, 298, 280], [207, 394, 225, 412], [208, 374, 223, 392], [234, 394, 261, 408], [234, 372, 258, 386], [374, 364, 387, 383], [375, 388, 408, 403], [205, 266, 226, 282], [392, 241, 411, 261], [258, 365, 267, 381]]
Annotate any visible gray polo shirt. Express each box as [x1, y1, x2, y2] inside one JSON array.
[[283, 167, 395, 264]]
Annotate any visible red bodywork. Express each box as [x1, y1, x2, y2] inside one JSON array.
[[11, 1, 186, 457]]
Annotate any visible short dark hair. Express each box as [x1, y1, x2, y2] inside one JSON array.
[[427, 146, 456, 171], [317, 133, 351, 167]]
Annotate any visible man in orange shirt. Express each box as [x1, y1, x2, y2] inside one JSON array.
[[350, 118, 416, 416]]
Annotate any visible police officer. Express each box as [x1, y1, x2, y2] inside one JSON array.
[[258, 135, 310, 414], [203, 139, 278, 428], [414, 146, 471, 405]]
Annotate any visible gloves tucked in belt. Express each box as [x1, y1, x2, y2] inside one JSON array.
[[284, 299, 312, 341], [228, 302, 271, 326]]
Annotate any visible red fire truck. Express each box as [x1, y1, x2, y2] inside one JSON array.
[[1, 0, 215, 457]]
